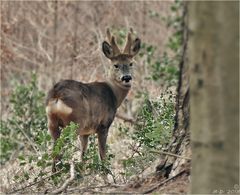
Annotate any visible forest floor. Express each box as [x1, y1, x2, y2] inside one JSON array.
[[111, 170, 190, 194], [0, 148, 190, 194], [65, 169, 190, 194], [1, 164, 190, 194]]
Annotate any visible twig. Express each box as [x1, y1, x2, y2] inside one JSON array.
[[129, 142, 142, 158], [52, 160, 75, 194], [8, 169, 63, 193], [15, 53, 43, 67], [68, 184, 123, 193], [38, 31, 52, 62], [70, 142, 81, 151], [115, 113, 136, 124], [107, 190, 137, 194], [2, 33, 44, 57], [149, 150, 191, 160], [143, 170, 187, 194], [12, 120, 39, 154]]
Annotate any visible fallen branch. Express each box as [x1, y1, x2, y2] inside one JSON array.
[[143, 170, 187, 194], [52, 160, 75, 194], [149, 150, 191, 160]]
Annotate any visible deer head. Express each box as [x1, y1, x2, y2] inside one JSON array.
[[102, 28, 141, 88]]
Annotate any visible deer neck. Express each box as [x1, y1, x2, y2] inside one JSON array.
[[107, 79, 130, 108]]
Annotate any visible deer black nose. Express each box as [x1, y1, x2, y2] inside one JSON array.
[[121, 75, 132, 82]]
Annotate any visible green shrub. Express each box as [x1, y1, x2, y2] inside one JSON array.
[[139, 43, 179, 86], [118, 90, 175, 180], [132, 92, 174, 150], [0, 74, 47, 164], [82, 135, 115, 176]]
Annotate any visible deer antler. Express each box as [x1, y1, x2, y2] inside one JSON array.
[[105, 28, 140, 58], [106, 28, 121, 56], [123, 28, 134, 54]]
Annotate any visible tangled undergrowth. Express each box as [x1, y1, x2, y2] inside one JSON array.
[[0, 1, 183, 193]]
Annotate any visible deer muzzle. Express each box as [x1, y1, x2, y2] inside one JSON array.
[[121, 75, 132, 83]]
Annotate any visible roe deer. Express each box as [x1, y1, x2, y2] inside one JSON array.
[[46, 29, 141, 172]]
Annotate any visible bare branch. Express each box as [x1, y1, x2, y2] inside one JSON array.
[[2, 33, 43, 58], [26, 15, 52, 41], [149, 150, 191, 160], [8, 169, 63, 194], [142, 170, 188, 194], [14, 53, 43, 67], [2, 32, 50, 65], [52, 160, 75, 194], [37, 31, 52, 62], [93, 27, 108, 76], [115, 113, 136, 124], [13, 121, 39, 155]]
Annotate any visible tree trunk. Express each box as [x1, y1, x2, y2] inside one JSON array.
[[188, 1, 239, 193]]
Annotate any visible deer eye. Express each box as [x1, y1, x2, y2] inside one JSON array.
[[114, 64, 119, 68], [129, 63, 133, 67]]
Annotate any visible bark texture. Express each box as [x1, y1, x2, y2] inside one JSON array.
[[157, 2, 191, 179], [188, 2, 239, 193]]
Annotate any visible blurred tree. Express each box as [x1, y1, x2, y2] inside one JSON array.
[[188, 1, 239, 193], [155, 1, 239, 194]]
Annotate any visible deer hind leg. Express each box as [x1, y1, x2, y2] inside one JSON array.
[[47, 116, 61, 172], [79, 135, 89, 160]]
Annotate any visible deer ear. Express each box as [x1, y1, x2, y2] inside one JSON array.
[[131, 38, 141, 57], [102, 41, 114, 59]]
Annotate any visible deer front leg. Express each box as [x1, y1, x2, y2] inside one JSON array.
[[79, 135, 89, 160], [97, 130, 111, 183], [97, 130, 108, 161]]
